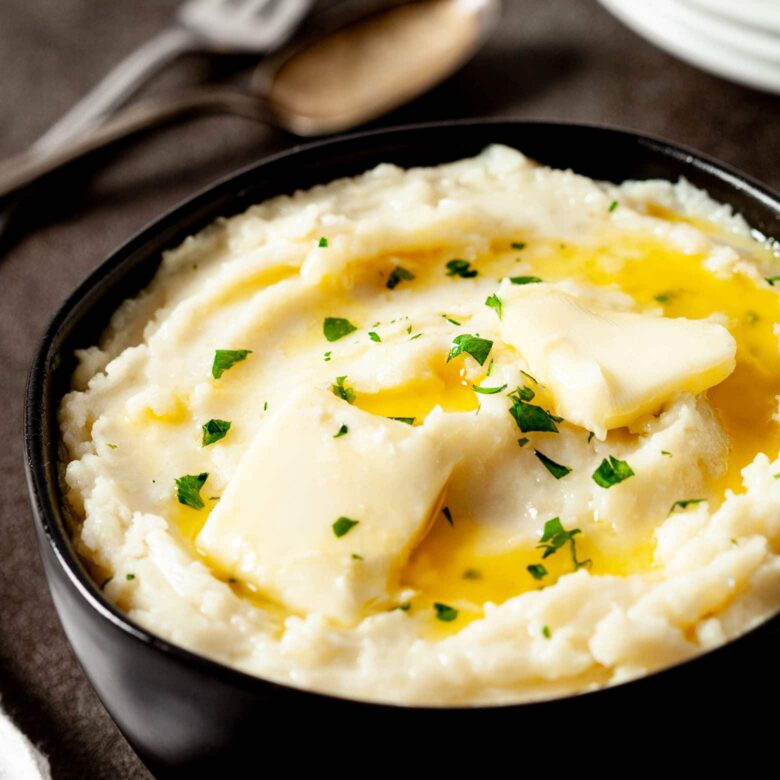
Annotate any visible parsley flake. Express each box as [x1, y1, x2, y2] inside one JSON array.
[[175, 472, 209, 510], [536, 517, 590, 569], [509, 275, 543, 285], [318, 236, 328, 247], [368, 331, 382, 342], [509, 398, 560, 433], [485, 293, 503, 319], [542, 625, 552, 639], [535, 450, 572, 479], [446, 259, 478, 278], [202, 419, 231, 447], [669, 498, 705, 515], [126, 573, 135, 581], [661, 450, 672, 457], [447, 334, 493, 365], [352, 553, 363, 560], [324, 351, 332, 362], [331, 376, 356, 404], [323, 317, 358, 342], [462, 568, 482, 580], [388, 416, 415, 425], [386, 266, 415, 290], [332, 517, 359, 538], [212, 349, 252, 379], [473, 383, 507, 395], [592, 456, 634, 488], [434, 603, 458, 622], [608, 200, 618, 213], [766, 276, 780, 286], [511, 241, 526, 250], [654, 292, 674, 305], [517, 437, 530, 447], [107, 443, 118, 450], [333, 424, 349, 438], [443, 314, 461, 326], [527, 563, 547, 580]]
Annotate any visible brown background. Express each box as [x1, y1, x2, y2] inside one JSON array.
[[1, 1, 778, 777]]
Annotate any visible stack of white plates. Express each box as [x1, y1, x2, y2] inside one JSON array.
[[598, 0, 780, 93]]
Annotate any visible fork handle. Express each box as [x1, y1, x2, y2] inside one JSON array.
[[32, 26, 197, 154], [0, 89, 271, 200]]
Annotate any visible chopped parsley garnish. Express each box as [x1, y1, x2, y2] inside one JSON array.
[[766, 276, 780, 286], [351, 553, 363, 560], [410, 333, 423, 340], [211, 349, 252, 379], [608, 200, 618, 213], [661, 450, 672, 457], [442, 506, 454, 526], [517, 437, 530, 447], [509, 399, 560, 433], [323, 317, 357, 342], [446, 259, 478, 278], [388, 416, 415, 425], [175, 472, 209, 510], [509, 275, 542, 285], [386, 266, 415, 289], [368, 331, 381, 342], [654, 292, 674, 305], [332, 516, 359, 538], [485, 293, 503, 319], [324, 351, 332, 362], [509, 385, 535, 402], [318, 236, 328, 247], [447, 334, 493, 365], [669, 498, 705, 515], [442, 314, 461, 326], [542, 625, 552, 639], [263, 401, 268, 411], [536, 517, 590, 569], [107, 443, 118, 450], [592, 456, 634, 488], [486, 358, 494, 376], [535, 450, 572, 479], [434, 603, 459, 622], [331, 376, 356, 404], [333, 424, 349, 438], [527, 563, 547, 580], [462, 568, 482, 580], [473, 383, 507, 395], [126, 573, 135, 581], [511, 241, 526, 250], [202, 419, 231, 447], [406, 325, 413, 334]]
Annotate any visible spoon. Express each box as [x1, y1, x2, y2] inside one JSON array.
[[0, 0, 501, 201]]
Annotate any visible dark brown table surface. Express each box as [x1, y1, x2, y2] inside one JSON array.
[[1, 1, 779, 776]]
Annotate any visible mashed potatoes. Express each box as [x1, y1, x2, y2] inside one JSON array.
[[60, 145, 780, 704]]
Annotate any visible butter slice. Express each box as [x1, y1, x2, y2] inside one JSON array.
[[499, 286, 736, 437], [196, 388, 453, 623]]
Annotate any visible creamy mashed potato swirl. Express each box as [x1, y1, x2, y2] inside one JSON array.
[[60, 145, 780, 704]]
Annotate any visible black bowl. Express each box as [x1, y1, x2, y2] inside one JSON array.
[[24, 121, 780, 773]]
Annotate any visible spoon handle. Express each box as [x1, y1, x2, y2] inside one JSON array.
[[0, 90, 271, 200], [32, 27, 196, 154]]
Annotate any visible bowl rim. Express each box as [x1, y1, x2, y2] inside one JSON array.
[[24, 117, 780, 712]]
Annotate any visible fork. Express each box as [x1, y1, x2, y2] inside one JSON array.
[[32, 0, 311, 155]]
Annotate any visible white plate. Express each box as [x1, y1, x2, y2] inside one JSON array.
[[684, 0, 780, 35], [598, 0, 780, 93]]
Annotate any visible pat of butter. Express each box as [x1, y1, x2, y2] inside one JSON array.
[[196, 388, 453, 623], [498, 286, 736, 437]]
